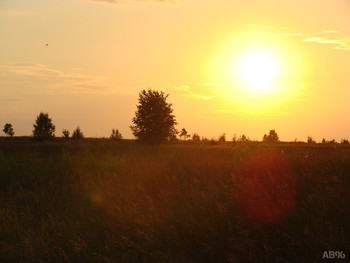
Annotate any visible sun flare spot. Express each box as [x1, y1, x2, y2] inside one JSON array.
[[235, 48, 283, 94]]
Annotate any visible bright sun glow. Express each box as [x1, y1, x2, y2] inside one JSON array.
[[236, 49, 282, 93]]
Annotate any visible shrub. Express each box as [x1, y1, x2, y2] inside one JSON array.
[[110, 129, 123, 141], [62, 129, 70, 139], [72, 127, 84, 139]]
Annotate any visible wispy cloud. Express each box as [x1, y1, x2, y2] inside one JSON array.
[[0, 63, 113, 95], [304, 37, 350, 50], [281, 29, 350, 51], [171, 83, 224, 100]]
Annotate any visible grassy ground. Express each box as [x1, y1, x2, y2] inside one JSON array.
[[0, 138, 349, 262]]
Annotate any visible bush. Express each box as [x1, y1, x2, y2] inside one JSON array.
[[72, 127, 84, 139], [62, 129, 70, 139], [110, 129, 123, 141], [307, 136, 316, 144], [263, 130, 279, 142], [218, 133, 226, 142], [192, 133, 201, 141]]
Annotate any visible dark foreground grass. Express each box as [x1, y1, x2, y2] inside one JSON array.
[[0, 139, 349, 262]]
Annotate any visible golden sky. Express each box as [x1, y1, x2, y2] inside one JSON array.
[[1, 0, 350, 141]]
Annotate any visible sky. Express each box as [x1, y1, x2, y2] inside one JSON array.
[[1, 0, 350, 141]]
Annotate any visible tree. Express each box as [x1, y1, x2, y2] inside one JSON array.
[[72, 127, 84, 139], [263, 130, 279, 142], [218, 133, 226, 142], [62, 129, 70, 139], [239, 134, 249, 142], [3, 123, 14, 136], [341, 139, 349, 144], [192, 133, 200, 141], [179, 128, 190, 140], [130, 89, 177, 143], [110, 129, 123, 141], [307, 136, 316, 143], [33, 112, 55, 140]]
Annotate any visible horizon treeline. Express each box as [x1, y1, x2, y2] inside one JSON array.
[[1, 89, 349, 144]]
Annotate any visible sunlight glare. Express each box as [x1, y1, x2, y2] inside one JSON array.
[[235, 48, 283, 94]]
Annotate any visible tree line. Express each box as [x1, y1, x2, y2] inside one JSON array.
[[1, 89, 349, 144]]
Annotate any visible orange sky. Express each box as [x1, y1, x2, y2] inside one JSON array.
[[1, 0, 350, 141]]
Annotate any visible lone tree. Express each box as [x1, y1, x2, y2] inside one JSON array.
[[263, 129, 279, 142], [33, 112, 55, 140], [3, 123, 14, 136], [130, 89, 177, 143], [72, 127, 84, 139]]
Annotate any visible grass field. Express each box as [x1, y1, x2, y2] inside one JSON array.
[[0, 138, 349, 262]]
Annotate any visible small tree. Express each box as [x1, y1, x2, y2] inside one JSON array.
[[179, 128, 190, 140], [263, 130, 279, 142], [218, 133, 226, 142], [3, 123, 14, 136], [192, 133, 200, 141], [232, 134, 237, 143], [33, 112, 55, 140], [307, 136, 316, 144], [72, 127, 84, 139], [239, 134, 249, 142], [130, 89, 177, 143], [341, 139, 349, 144], [110, 129, 123, 141], [62, 129, 70, 139], [322, 138, 327, 143]]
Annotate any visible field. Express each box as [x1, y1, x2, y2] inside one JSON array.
[[0, 138, 349, 262]]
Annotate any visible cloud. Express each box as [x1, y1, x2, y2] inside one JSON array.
[[0, 63, 113, 96], [281, 28, 350, 51], [304, 37, 350, 50], [171, 83, 224, 100]]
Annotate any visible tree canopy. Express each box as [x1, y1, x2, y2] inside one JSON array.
[[130, 89, 177, 143], [3, 123, 14, 136], [33, 112, 55, 140]]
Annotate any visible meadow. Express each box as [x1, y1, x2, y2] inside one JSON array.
[[0, 138, 349, 262]]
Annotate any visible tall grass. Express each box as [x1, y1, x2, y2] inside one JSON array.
[[0, 141, 349, 262]]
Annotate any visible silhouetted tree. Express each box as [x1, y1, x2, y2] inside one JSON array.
[[263, 130, 279, 142], [239, 134, 249, 142], [3, 123, 14, 136], [72, 127, 84, 139], [192, 133, 200, 141], [322, 138, 327, 143], [307, 136, 316, 144], [62, 129, 70, 139], [110, 129, 123, 141], [218, 133, 226, 142], [179, 128, 190, 140], [130, 89, 177, 143], [341, 139, 349, 144], [33, 112, 55, 140], [232, 134, 237, 143]]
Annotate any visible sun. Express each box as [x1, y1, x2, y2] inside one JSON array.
[[235, 48, 283, 94]]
